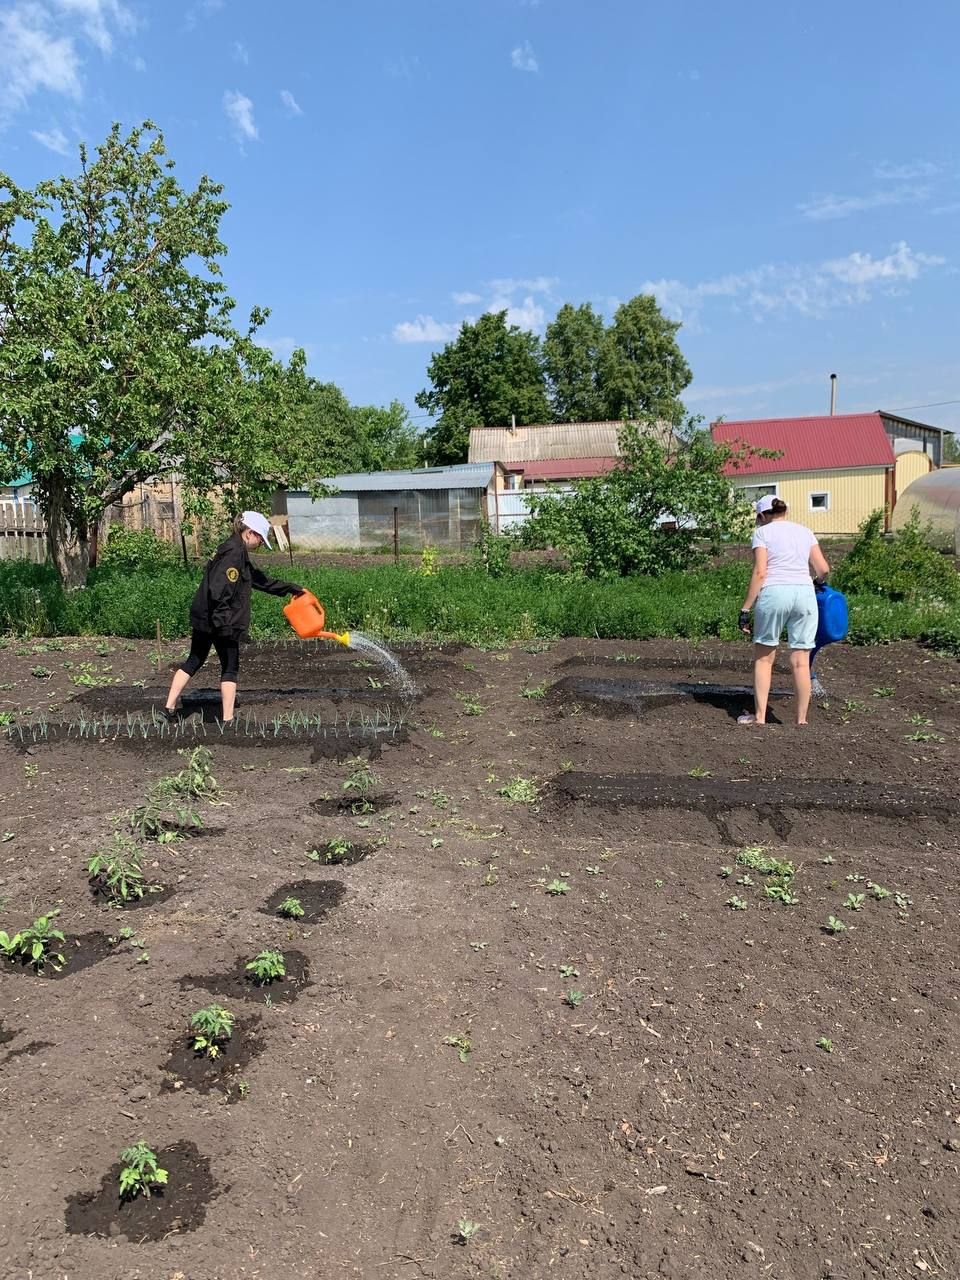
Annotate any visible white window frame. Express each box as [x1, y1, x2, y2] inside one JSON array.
[[739, 483, 778, 505], [808, 491, 831, 512]]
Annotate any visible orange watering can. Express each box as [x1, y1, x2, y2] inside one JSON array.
[[283, 590, 351, 646]]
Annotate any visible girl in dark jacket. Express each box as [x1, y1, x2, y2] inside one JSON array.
[[163, 511, 302, 724]]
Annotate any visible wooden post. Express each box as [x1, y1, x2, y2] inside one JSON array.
[[393, 506, 400, 565]]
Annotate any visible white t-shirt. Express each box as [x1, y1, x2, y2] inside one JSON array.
[[751, 519, 818, 587]]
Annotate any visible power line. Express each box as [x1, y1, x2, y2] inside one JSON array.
[[890, 398, 960, 412]]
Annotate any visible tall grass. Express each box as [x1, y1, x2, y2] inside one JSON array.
[[1, 557, 958, 654]]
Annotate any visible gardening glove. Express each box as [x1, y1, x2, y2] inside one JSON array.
[[813, 576, 828, 589], [290, 587, 306, 596], [738, 609, 751, 634]]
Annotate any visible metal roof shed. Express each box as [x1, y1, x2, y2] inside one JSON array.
[[287, 463, 499, 551]]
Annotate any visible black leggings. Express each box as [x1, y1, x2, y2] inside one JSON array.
[[179, 630, 241, 683]]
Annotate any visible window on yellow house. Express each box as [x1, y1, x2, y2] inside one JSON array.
[[809, 492, 830, 511]]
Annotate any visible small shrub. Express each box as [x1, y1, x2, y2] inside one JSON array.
[[100, 526, 179, 572], [0, 909, 66, 970], [87, 834, 152, 903], [497, 776, 539, 803], [190, 1004, 235, 1058], [278, 896, 304, 919], [118, 1141, 168, 1200], [245, 949, 285, 984], [834, 509, 960, 603]]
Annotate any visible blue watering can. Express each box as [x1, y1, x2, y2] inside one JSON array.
[[810, 583, 848, 697]]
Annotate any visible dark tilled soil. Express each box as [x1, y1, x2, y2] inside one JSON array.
[[261, 878, 347, 923], [0, 634, 958, 1279], [160, 1015, 263, 1102]]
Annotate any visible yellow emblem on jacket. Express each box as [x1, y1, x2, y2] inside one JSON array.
[[226, 567, 239, 583]]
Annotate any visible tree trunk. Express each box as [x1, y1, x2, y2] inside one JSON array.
[[41, 474, 90, 591]]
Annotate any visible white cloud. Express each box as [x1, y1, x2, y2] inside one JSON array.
[[31, 124, 71, 154], [497, 294, 545, 330], [280, 88, 303, 116], [53, 0, 133, 54], [875, 159, 940, 181], [488, 274, 556, 297], [0, 5, 82, 114], [232, 40, 249, 65], [452, 291, 482, 305], [223, 89, 258, 142], [0, 0, 134, 119], [799, 185, 929, 221], [132, 53, 145, 71], [643, 241, 946, 325], [511, 41, 539, 72], [392, 315, 461, 344], [932, 201, 960, 216]]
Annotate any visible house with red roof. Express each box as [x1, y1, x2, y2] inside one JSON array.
[[712, 411, 946, 535]]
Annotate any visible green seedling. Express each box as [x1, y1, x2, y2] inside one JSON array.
[[821, 855, 835, 864], [236, 1079, 249, 1099], [87, 834, 153, 903], [736, 873, 755, 886], [107, 926, 136, 946], [0, 712, 15, 726], [824, 915, 847, 934], [431, 789, 450, 810], [24, 763, 38, 778], [907, 713, 933, 726], [816, 1036, 834, 1054], [520, 682, 547, 700], [563, 989, 585, 1008], [844, 893, 866, 911], [118, 1141, 168, 1201], [309, 837, 355, 864], [245, 949, 285, 984], [30, 665, 52, 679], [455, 1219, 480, 1245], [497, 776, 538, 803], [190, 1004, 235, 1058], [558, 964, 579, 978], [688, 764, 712, 778], [278, 896, 305, 919], [726, 895, 749, 911], [444, 1033, 472, 1063], [0, 909, 66, 971], [342, 758, 379, 797], [584, 864, 603, 876], [872, 686, 894, 698], [764, 882, 799, 905], [867, 881, 891, 900], [719, 866, 733, 878], [904, 730, 945, 743], [545, 879, 570, 896], [456, 693, 485, 716], [152, 746, 219, 802], [894, 893, 912, 912]]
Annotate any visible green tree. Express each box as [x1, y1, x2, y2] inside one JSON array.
[[416, 311, 550, 465], [0, 121, 312, 588], [597, 295, 692, 424], [943, 430, 960, 464], [521, 420, 755, 577], [543, 302, 607, 423], [349, 400, 421, 470]]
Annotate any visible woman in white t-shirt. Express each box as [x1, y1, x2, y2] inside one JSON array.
[[737, 496, 831, 726]]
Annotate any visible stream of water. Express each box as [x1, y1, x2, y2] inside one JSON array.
[[347, 633, 418, 698]]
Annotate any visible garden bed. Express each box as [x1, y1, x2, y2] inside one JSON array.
[[0, 634, 958, 1279]]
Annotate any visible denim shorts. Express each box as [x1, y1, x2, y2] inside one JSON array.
[[753, 584, 818, 649]]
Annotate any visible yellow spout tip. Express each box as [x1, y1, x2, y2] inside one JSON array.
[[338, 632, 351, 648]]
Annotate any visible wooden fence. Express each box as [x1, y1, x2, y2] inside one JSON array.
[[0, 504, 46, 562]]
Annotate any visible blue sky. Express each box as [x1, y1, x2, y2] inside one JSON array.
[[2, 0, 960, 437]]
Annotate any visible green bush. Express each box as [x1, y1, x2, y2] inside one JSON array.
[[834, 509, 960, 604], [99, 526, 179, 572]]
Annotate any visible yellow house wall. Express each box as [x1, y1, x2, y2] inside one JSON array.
[[736, 468, 888, 535]]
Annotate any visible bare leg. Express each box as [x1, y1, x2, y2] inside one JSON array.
[[220, 680, 238, 723], [752, 645, 778, 723], [790, 650, 813, 725], [165, 668, 192, 711]]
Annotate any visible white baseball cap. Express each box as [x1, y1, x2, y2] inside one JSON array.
[[241, 510, 273, 547], [754, 494, 776, 515]]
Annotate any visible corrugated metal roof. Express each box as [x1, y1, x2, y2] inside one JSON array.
[[517, 457, 621, 481], [469, 420, 673, 464], [713, 413, 895, 476], [291, 462, 496, 494]]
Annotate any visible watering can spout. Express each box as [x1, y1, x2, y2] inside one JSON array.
[[319, 629, 351, 648]]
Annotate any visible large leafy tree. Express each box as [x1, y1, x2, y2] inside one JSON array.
[[944, 430, 960, 464], [543, 302, 607, 423], [416, 311, 550, 465], [597, 294, 692, 424], [521, 420, 756, 577], [348, 401, 421, 471], [0, 121, 320, 588]]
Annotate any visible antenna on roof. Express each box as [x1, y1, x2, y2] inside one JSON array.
[[510, 414, 516, 433], [829, 373, 838, 416]]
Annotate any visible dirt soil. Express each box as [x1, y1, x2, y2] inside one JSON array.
[[1, 633, 959, 1280]]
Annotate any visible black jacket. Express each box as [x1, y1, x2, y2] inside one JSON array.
[[189, 534, 298, 638]]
